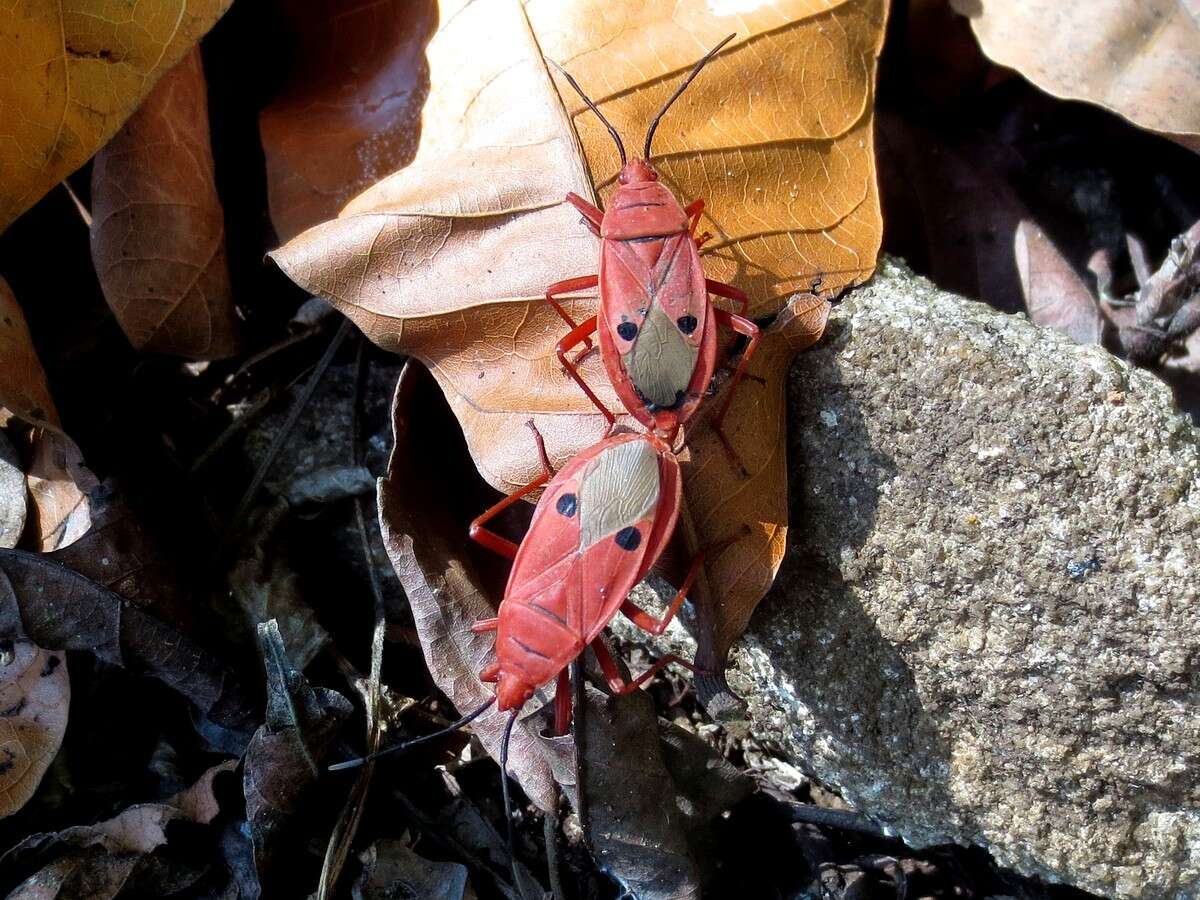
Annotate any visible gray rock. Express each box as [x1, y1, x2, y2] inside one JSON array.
[[616, 258, 1200, 899]]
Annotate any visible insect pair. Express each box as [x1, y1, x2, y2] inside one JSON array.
[[334, 34, 747, 882]]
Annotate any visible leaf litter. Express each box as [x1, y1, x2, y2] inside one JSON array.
[[0, 0, 1146, 897]]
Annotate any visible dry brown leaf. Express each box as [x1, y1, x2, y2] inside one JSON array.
[[378, 364, 576, 813], [1015, 220, 1104, 344], [2, 760, 236, 898], [90, 48, 241, 360], [0, 433, 25, 549], [951, 0, 1200, 153], [0, 0, 234, 233], [0, 642, 69, 818], [0, 278, 59, 435], [0, 278, 95, 550], [259, 0, 437, 241], [273, 0, 877, 677]]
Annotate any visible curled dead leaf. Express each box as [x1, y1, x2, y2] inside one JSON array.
[[2, 760, 236, 898], [90, 48, 241, 360], [951, 0, 1200, 153], [0, 433, 25, 549], [0, 0, 234, 233], [1015, 220, 1104, 344], [259, 0, 438, 241], [0, 277, 95, 550], [273, 0, 864, 682], [378, 364, 575, 814], [245, 620, 352, 886], [0, 642, 69, 818]]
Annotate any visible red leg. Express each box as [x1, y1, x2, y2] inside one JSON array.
[[685, 198, 712, 249], [620, 527, 745, 634], [472, 617, 499, 633], [591, 636, 694, 696], [552, 667, 573, 736], [709, 308, 762, 476], [557, 318, 616, 427], [705, 277, 749, 317], [620, 555, 704, 635], [468, 422, 556, 559], [545, 275, 598, 351], [566, 192, 604, 236]]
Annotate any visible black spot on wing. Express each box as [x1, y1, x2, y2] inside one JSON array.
[[677, 314, 697, 334], [617, 321, 638, 341], [556, 493, 577, 517], [614, 526, 641, 551]]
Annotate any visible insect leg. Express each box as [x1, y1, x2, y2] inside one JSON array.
[[566, 192, 604, 235], [684, 199, 712, 248], [472, 618, 499, 633], [557, 318, 617, 427], [619, 552, 707, 635], [705, 277, 750, 316], [708, 307, 762, 477], [545, 274, 599, 351], [552, 667, 573, 736], [591, 635, 694, 695], [468, 470, 553, 559]]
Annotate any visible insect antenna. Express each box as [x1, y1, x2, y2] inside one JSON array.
[[500, 708, 523, 890], [548, 59, 627, 166], [327, 697, 495, 772], [643, 33, 737, 160]]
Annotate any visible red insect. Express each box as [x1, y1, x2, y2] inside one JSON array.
[[545, 36, 762, 471], [332, 425, 730, 865]]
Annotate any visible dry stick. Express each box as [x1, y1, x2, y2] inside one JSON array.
[[218, 317, 354, 554], [61, 180, 92, 228], [544, 794, 567, 900], [319, 338, 387, 899]]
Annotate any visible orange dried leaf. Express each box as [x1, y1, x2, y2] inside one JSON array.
[[90, 49, 242, 360], [951, 0, 1200, 153], [272, 0, 880, 671], [0, 0, 233, 233]]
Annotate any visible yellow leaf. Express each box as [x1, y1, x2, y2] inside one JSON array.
[[0, 0, 233, 233]]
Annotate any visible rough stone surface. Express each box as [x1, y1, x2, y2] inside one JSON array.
[[616, 258, 1200, 899]]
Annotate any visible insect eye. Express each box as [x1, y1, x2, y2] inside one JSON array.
[[614, 526, 641, 551], [617, 322, 638, 341], [676, 315, 697, 335], [556, 493, 578, 517]]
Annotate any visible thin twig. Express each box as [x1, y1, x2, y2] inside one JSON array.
[[61, 180, 92, 228], [218, 317, 354, 554], [318, 338, 386, 899], [544, 800, 566, 900], [783, 800, 886, 837]]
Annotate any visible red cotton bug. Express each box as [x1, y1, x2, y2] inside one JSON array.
[[332, 423, 731, 872], [544, 35, 762, 473]]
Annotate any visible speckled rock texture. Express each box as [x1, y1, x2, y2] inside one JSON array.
[[617, 258, 1200, 899]]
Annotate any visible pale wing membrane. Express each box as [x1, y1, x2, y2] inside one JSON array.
[[622, 302, 698, 408], [578, 440, 660, 549]]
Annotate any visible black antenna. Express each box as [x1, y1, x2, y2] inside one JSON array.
[[328, 697, 495, 772], [500, 709, 523, 890], [549, 59, 627, 166], [644, 33, 737, 160]]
